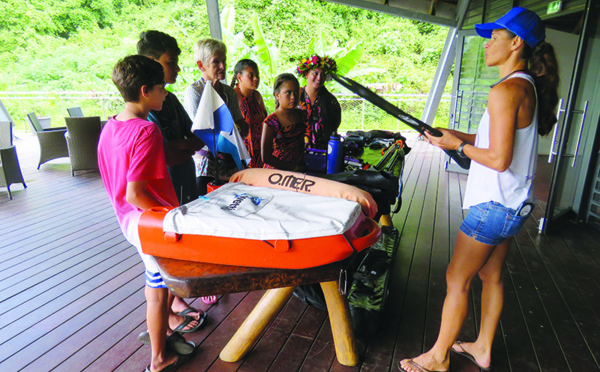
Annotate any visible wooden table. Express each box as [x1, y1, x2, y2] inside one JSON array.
[[153, 256, 359, 366]]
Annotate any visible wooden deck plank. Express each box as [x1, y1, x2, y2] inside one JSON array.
[[236, 295, 307, 372], [84, 293, 237, 372], [555, 227, 600, 324], [0, 239, 135, 325], [181, 291, 264, 372], [111, 290, 249, 372], [269, 305, 328, 371], [0, 213, 115, 269], [297, 317, 336, 371], [560, 224, 600, 295], [0, 205, 114, 260], [24, 288, 147, 371], [0, 253, 140, 344], [355, 140, 432, 372], [0, 172, 103, 220], [498, 261, 539, 371], [0, 174, 104, 215], [513, 227, 572, 371], [2, 135, 599, 371], [0, 230, 124, 294], [0, 189, 106, 236], [0, 198, 111, 246], [392, 141, 438, 363], [80, 323, 147, 372], [519, 218, 599, 371], [0, 264, 144, 370], [504, 229, 565, 371], [328, 140, 425, 372], [51, 296, 146, 371], [423, 149, 451, 350], [0, 225, 123, 286]]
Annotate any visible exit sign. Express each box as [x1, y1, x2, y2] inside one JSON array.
[[548, 0, 562, 14]]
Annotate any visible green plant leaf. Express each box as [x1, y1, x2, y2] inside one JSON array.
[[221, 4, 235, 36], [335, 43, 364, 76], [251, 12, 278, 77]]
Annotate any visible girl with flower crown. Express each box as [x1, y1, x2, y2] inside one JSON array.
[[297, 55, 342, 150]]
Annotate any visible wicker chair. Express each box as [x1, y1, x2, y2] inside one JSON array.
[[67, 107, 84, 117], [0, 121, 27, 199], [64, 116, 102, 176], [27, 112, 69, 169]]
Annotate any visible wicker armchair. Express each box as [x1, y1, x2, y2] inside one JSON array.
[[64, 116, 102, 176], [0, 121, 27, 199], [67, 107, 84, 117], [27, 112, 69, 169]]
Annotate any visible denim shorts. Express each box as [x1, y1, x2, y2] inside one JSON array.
[[460, 201, 532, 245]]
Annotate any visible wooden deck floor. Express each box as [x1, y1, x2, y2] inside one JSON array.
[[1, 134, 599, 372]]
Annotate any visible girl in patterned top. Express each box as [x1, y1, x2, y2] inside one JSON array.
[[232, 59, 268, 168], [296, 55, 341, 150], [261, 73, 306, 171]]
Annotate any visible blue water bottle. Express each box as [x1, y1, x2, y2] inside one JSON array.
[[327, 134, 343, 174]]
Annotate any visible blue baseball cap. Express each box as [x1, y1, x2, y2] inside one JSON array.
[[475, 7, 545, 48]]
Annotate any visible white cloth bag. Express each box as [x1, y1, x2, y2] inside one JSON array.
[[163, 182, 362, 240]]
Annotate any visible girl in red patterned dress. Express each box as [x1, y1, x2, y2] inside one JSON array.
[[261, 73, 306, 171], [232, 59, 268, 168]]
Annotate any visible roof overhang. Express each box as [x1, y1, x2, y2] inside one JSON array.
[[323, 0, 460, 28]]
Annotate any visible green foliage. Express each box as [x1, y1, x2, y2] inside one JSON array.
[[295, 27, 364, 92], [335, 44, 364, 77], [1, 0, 449, 92], [0, 0, 452, 131], [250, 12, 282, 87]]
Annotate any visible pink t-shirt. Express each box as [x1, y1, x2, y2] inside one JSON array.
[[98, 117, 178, 235]]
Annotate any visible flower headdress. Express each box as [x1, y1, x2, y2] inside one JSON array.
[[296, 55, 337, 76]]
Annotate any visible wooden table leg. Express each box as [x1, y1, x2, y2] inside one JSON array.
[[220, 286, 295, 362], [320, 280, 359, 366]]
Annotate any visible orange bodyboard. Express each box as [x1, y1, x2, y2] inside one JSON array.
[[139, 206, 381, 269]]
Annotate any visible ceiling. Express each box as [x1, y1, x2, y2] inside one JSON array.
[[325, 0, 586, 34], [544, 10, 585, 34], [324, 0, 462, 27]]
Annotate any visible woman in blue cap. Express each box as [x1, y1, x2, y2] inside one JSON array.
[[399, 7, 559, 372]]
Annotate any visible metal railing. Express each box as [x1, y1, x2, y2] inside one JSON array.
[[1, 91, 452, 133]]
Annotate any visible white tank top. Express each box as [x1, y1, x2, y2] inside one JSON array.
[[463, 73, 538, 210]]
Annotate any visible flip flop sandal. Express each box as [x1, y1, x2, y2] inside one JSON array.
[[174, 312, 207, 333], [137, 331, 195, 355], [176, 308, 207, 327], [451, 341, 491, 370], [143, 351, 194, 372], [201, 295, 218, 305], [177, 307, 202, 318], [398, 359, 447, 372]]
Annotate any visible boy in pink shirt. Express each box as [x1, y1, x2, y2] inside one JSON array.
[[98, 55, 194, 371]]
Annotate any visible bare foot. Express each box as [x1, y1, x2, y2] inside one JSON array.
[[451, 341, 491, 369], [201, 295, 218, 305], [399, 352, 448, 372], [149, 351, 178, 372], [171, 297, 203, 320], [169, 313, 200, 332]]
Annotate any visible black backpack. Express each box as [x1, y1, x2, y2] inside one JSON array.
[[293, 226, 400, 337]]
